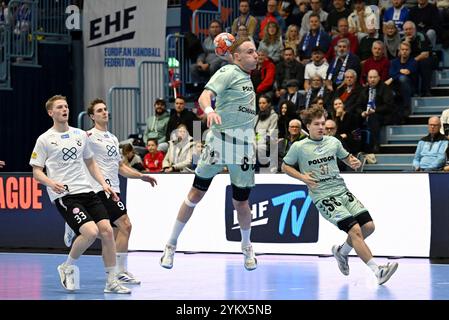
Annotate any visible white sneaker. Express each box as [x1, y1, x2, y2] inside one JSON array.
[[332, 245, 349, 276], [160, 244, 176, 269], [242, 245, 257, 271], [57, 263, 80, 291], [376, 262, 398, 285], [117, 271, 141, 285], [104, 279, 132, 294], [64, 223, 76, 247]]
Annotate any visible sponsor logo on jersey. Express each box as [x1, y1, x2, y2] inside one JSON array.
[[225, 184, 319, 243], [308, 155, 335, 166], [31, 152, 38, 159], [61, 134, 70, 139], [73, 207, 80, 214], [238, 106, 256, 115]]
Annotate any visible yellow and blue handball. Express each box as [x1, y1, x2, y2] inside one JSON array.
[[213, 32, 236, 60]]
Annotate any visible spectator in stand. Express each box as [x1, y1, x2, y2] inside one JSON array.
[[385, 41, 417, 122], [382, 0, 409, 36], [236, 24, 255, 44], [348, 0, 378, 41], [258, 21, 283, 63], [122, 144, 144, 171], [326, 17, 359, 62], [259, 0, 286, 39], [165, 96, 199, 143], [190, 20, 225, 84], [402, 20, 433, 97], [360, 41, 390, 85], [251, 49, 276, 101], [383, 20, 401, 60], [284, 24, 301, 57], [162, 124, 195, 173], [278, 79, 306, 112], [297, 13, 331, 65], [143, 139, 165, 173], [278, 1, 302, 28], [304, 75, 331, 109], [255, 95, 279, 172], [143, 98, 170, 152], [326, 0, 352, 35], [275, 47, 305, 100], [333, 69, 363, 114], [250, 0, 269, 19], [413, 116, 449, 171], [356, 69, 396, 153], [304, 46, 329, 91], [277, 118, 307, 170], [231, 0, 259, 39], [358, 26, 381, 62], [332, 98, 363, 155], [409, 0, 441, 50], [300, 0, 328, 37], [326, 38, 361, 91], [278, 100, 300, 139]]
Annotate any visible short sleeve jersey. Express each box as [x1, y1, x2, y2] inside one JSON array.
[[29, 127, 94, 202], [205, 64, 256, 138], [86, 127, 121, 193], [283, 135, 350, 202]]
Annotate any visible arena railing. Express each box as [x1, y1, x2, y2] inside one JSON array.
[[35, 0, 71, 44], [0, 24, 11, 90]]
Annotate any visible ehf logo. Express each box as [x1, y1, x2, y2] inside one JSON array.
[[225, 184, 319, 243]]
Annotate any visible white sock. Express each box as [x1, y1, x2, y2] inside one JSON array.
[[105, 266, 117, 283], [366, 259, 379, 273], [65, 255, 77, 266], [240, 228, 251, 248], [168, 220, 186, 246], [116, 252, 128, 273], [340, 242, 353, 256]]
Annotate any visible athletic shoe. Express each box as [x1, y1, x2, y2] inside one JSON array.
[[332, 245, 349, 276], [160, 244, 176, 269], [104, 279, 132, 294], [117, 271, 141, 285], [376, 262, 399, 285], [64, 223, 76, 247], [57, 263, 80, 291], [242, 244, 257, 271]]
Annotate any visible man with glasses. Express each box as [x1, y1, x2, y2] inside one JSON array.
[[412, 116, 448, 171]]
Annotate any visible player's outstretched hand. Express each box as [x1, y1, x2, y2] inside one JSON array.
[[207, 112, 222, 127], [141, 174, 157, 187], [348, 155, 361, 170]]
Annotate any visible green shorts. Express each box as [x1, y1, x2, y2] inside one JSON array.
[[315, 190, 367, 226], [195, 130, 256, 188]]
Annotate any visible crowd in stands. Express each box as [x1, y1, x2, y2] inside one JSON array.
[[119, 0, 449, 173]]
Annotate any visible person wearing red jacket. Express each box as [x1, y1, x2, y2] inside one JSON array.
[[251, 49, 276, 97], [143, 138, 165, 172]]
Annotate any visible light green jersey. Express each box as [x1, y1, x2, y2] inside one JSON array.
[[205, 64, 256, 138], [283, 135, 350, 202]]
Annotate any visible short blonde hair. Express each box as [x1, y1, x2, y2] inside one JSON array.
[[45, 95, 67, 111]]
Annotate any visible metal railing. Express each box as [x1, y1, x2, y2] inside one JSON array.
[[138, 61, 167, 127], [0, 24, 11, 89], [77, 111, 91, 131], [35, 0, 71, 44], [107, 87, 140, 141], [8, 0, 38, 65], [165, 33, 188, 98]]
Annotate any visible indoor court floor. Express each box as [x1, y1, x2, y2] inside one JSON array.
[[0, 251, 447, 300]]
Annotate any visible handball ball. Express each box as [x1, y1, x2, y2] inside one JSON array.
[[214, 32, 235, 59]]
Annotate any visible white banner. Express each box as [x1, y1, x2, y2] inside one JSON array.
[[83, 0, 167, 103], [127, 174, 431, 257]]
